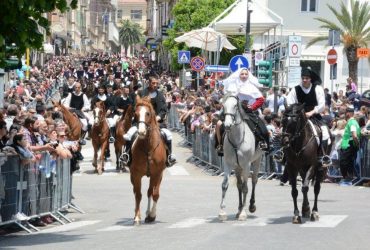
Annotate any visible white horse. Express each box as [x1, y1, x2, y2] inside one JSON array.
[[219, 93, 264, 221]]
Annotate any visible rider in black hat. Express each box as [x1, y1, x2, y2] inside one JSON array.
[[282, 68, 332, 166]]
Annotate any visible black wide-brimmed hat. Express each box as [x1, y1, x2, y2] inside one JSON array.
[[301, 68, 322, 85]]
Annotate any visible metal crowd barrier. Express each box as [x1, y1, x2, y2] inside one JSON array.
[[0, 152, 83, 233], [167, 104, 370, 182]]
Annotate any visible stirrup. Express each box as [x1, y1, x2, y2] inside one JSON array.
[[320, 155, 332, 168], [120, 152, 130, 165], [109, 137, 115, 143], [259, 141, 268, 151], [166, 154, 176, 167], [216, 145, 223, 153], [273, 149, 284, 163]]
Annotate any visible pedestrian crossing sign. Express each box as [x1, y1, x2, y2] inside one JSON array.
[[178, 51, 190, 64]]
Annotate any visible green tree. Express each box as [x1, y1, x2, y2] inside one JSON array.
[[119, 19, 144, 56], [306, 0, 370, 84], [0, 0, 77, 67], [163, 0, 242, 70]]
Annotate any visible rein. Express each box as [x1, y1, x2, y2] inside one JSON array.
[[282, 113, 315, 156], [224, 95, 246, 166]]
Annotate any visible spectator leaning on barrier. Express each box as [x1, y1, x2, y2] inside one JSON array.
[[339, 108, 361, 182]]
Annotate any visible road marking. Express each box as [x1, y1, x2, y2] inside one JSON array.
[[166, 165, 189, 176], [168, 217, 213, 228], [97, 225, 132, 232], [233, 216, 273, 227], [300, 215, 348, 228], [38, 220, 101, 233]]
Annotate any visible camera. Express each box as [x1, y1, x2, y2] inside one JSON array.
[[50, 141, 59, 149]]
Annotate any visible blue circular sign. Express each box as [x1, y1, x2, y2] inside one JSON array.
[[190, 56, 205, 72], [229, 55, 249, 72]]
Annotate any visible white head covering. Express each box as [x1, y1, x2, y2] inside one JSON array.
[[222, 67, 263, 105]]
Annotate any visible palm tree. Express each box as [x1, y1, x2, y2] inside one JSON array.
[[306, 0, 370, 84], [119, 19, 143, 56]]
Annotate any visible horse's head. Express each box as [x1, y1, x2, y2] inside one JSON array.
[[135, 96, 156, 138], [93, 101, 105, 125], [281, 103, 306, 146], [222, 93, 240, 131]]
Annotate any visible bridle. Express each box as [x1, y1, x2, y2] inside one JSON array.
[[281, 109, 314, 156], [224, 95, 243, 127]]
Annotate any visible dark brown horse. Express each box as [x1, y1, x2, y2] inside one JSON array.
[[280, 103, 327, 223], [114, 104, 133, 172], [91, 101, 110, 175], [130, 96, 167, 225], [52, 100, 82, 141]]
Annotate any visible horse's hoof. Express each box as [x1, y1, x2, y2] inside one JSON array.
[[218, 211, 227, 221], [133, 220, 141, 226], [237, 211, 247, 221], [310, 211, 320, 222], [292, 215, 302, 224], [145, 215, 156, 223], [249, 205, 256, 213]]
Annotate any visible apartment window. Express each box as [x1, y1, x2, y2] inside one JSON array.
[[117, 9, 122, 20], [131, 10, 142, 20], [301, 0, 317, 12]]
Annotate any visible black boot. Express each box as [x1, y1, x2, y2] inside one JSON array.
[[319, 139, 332, 167], [166, 140, 176, 167], [79, 131, 87, 145], [86, 124, 92, 140], [120, 140, 131, 167], [109, 127, 115, 143]]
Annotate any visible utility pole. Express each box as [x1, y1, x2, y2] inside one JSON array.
[[245, 0, 252, 53]]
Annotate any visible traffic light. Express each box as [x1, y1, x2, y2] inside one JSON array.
[[4, 44, 22, 72], [257, 60, 272, 87]]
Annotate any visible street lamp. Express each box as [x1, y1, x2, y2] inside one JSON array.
[[245, 0, 253, 53]]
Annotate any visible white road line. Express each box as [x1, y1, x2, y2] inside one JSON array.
[[38, 220, 101, 233], [166, 165, 189, 176], [168, 217, 213, 228], [97, 225, 133, 232], [233, 216, 273, 227], [300, 215, 348, 228]]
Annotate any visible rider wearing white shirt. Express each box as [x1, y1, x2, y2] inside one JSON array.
[[63, 82, 92, 144], [216, 68, 270, 153], [285, 68, 331, 166]]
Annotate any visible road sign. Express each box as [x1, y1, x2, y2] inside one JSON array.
[[287, 66, 301, 88], [254, 51, 264, 66], [288, 35, 302, 57], [327, 49, 337, 65], [229, 55, 249, 72], [204, 65, 230, 72], [289, 57, 300, 67], [357, 48, 369, 58], [190, 56, 205, 72], [178, 51, 190, 64]]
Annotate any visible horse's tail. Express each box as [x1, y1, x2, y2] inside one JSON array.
[[123, 105, 133, 132]]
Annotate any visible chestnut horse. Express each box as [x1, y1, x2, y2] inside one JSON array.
[[114, 104, 133, 172], [130, 96, 167, 225], [52, 101, 82, 141], [91, 101, 110, 174]]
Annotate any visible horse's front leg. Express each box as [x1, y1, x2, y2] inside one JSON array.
[[131, 173, 142, 225], [236, 169, 249, 221], [290, 169, 301, 224], [218, 171, 230, 221], [92, 144, 98, 172], [98, 143, 106, 175], [235, 170, 244, 220], [145, 173, 163, 223], [301, 167, 313, 218], [311, 165, 323, 222]]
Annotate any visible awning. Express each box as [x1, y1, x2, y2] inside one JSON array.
[[43, 43, 54, 54], [210, 0, 282, 35]]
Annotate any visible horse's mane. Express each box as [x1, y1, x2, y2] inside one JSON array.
[[136, 97, 158, 126], [123, 105, 133, 131]]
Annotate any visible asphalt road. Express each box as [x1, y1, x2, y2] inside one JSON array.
[[1, 132, 370, 250]]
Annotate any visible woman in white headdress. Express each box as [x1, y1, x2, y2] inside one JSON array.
[[215, 68, 269, 154]]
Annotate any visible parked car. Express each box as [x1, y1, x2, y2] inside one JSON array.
[[359, 89, 370, 107]]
